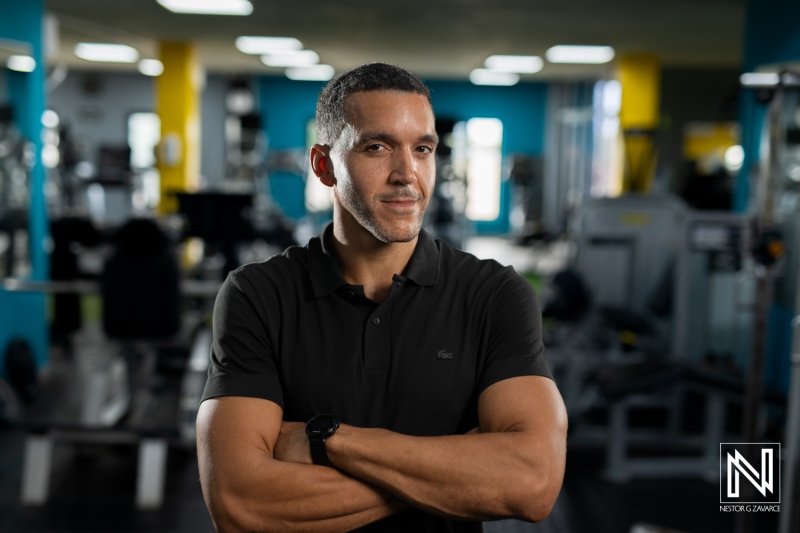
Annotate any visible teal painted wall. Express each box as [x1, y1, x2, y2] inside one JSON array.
[[258, 77, 326, 220], [737, 0, 800, 210], [743, 0, 800, 71], [0, 1, 49, 373], [257, 75, 549, 234], [426, 80, 548, 234]]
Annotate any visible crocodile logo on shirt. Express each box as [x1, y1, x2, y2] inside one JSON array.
[[437, 350, 454, 360]]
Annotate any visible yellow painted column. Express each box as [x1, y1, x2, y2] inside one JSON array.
[[618, 54, 660, 193], [156, 42, 201, 213]]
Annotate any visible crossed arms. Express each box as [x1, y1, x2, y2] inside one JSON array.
[[196, 374, 567, 533]]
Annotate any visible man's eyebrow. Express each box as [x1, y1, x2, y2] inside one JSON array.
[[354, 132, 394, 144], [354, 132, 440, 145]]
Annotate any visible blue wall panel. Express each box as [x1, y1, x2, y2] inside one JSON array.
[[738, 0, 800, 211], [743, 0, 800, 71], [0, 1, 48, 373], [427, 80, 548, 234], [258, 77, 326, 220], [426, 80, 547, 155], [259, 77, 325, 151]]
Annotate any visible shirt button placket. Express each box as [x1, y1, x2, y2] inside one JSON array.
[[372, 317, 381, 326]]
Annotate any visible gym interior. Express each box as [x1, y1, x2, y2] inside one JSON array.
[[0, 1, 799, 532]]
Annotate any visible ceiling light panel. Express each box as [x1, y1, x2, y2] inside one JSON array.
[[138, 59, 164, 76], [739, 72, 780, 87], [546, 45, 615, 64], [7, 55, 36, 73], [286, 65, 335, 81], [484, 55, 543, 73], [157, 0, 253, 16], [236, 36, 303, 55], [74, 43, 139, 63], [262, 50, 319, 67], [469, 69, 519, 86]]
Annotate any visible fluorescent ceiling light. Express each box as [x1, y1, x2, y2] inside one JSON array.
[[740, 72, 780, 87], [138, 59, 164, 76], [157, 0, 253, 15], [546, 45, 615, 64], [286, 65, 335, 81], [7, 55, 36, 72], [74, 43, 139, 63], [484, 55, 543, 74], [236, 36, 303, 55], [262, 50, 319, 67], [469, 69, 519, 86]]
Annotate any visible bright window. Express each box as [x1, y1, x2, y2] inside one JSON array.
[[452, 118, 503, 221], [127, 112, 161, 209], [128, 112, 160, 169]]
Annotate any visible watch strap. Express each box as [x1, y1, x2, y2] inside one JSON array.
[[309, 437, 333, 467]]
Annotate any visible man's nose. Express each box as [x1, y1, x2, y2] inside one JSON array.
[[389, 149, 417, 185]]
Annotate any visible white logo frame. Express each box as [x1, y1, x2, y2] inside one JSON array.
[[720, 443, 780, 504]]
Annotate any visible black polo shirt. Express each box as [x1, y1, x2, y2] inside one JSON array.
[[202, 224, 551, 532]]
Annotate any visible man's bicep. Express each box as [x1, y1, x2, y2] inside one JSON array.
[[477, 375, 567, 437], [475, 376, 567, 521], [197, 396, 283, 500], [198, 396, 282, 459]]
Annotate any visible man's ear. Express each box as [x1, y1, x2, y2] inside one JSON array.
[[310, 144, 335, 187]]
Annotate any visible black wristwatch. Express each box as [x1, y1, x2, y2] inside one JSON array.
[[305, 414, 340, 467]]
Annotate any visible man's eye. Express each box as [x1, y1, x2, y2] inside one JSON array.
[[417, 145, 433, 153], [366, 144, 384, 151]]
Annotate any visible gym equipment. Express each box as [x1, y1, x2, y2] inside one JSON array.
[[176, 191, 254, 277], [673, 211, 751, 365], [573, 195, 684, 319], [597, 362, 769, 482], [559, 195, 773, 486], [749, 70, 800, 533], [4, 218, 217, 510], [0, 105, 32, 277]]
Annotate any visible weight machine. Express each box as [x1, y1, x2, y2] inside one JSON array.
[[735, 69, 800, 533]]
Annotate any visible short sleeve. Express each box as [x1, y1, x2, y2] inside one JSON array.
[[476, 267, 552, 395], [201, 269, 284, 409]]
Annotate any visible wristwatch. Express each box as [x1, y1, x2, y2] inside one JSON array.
[[305, 414, 340, 467]]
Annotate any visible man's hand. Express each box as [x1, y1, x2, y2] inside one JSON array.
[[273, 421, 313, 465]]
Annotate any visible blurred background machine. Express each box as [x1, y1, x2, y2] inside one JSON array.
[[0, 106, 32, 278]]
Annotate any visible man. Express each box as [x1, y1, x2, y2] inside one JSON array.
[[196, 63, 567, 532]]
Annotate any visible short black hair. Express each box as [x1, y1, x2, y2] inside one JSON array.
[[315, 63, 432, 146]]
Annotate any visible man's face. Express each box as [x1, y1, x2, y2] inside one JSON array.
[[328, 90, 438, 243]]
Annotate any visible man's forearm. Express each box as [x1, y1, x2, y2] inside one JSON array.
[[197, 397, 406, 533], [203, 454, 406, 533], [324, 426, 561, 522]]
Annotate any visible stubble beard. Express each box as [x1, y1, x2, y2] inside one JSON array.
[[336, 179, 425, 243]]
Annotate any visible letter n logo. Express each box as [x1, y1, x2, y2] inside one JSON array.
[[720, 443, 780, 504]]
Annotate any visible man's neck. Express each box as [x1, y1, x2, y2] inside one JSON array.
[[329, 219, 417, 304]]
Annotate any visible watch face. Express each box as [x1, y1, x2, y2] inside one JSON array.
[[306, 414, 339, 438]]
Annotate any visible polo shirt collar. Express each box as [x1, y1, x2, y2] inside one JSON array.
[[308, 223, 440, 297], [402, 226, 440, 287]]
